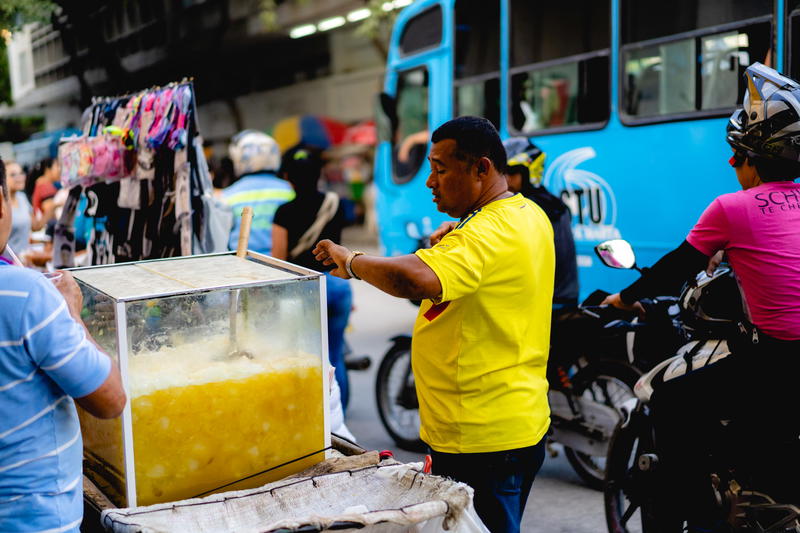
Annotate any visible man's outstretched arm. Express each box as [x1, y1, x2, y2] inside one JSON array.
[[313, 240, 442, 301]]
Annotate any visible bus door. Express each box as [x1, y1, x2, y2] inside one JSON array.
[[376, 0, 505, 257], [376, 2, 451, 257]]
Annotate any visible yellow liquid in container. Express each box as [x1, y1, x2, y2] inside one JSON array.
[[80, 334, 325, 507]]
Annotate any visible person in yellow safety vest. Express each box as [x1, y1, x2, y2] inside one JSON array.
[[222, 130, 294, 254]]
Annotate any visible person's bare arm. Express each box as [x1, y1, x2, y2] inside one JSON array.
[[34, 198, 56, 229], [30, 204, 49, 231], [271, 224, 289, 260], [398, 130, 430, 163], [53, 272, 126, 419], [76, 365, 125, 419], [313, 239, 441, 300]]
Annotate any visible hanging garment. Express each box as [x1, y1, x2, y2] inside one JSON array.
[[136, 92, 157, 181], [118, 178, 141, 210], [72, 82, 206, 264], [52, 186, 83, 269], [191, 138, 231, 255], [174, 147, 192, 256]]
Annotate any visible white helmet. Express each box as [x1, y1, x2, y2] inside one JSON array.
[[727, 63, 800, 167], [678, 266, 745, 336], [228, 130, 281, 176]]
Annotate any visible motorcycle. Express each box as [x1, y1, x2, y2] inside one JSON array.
[[375, 247, 686, 488], [600, 239, 800, 533], [545, 297, 676, 490]]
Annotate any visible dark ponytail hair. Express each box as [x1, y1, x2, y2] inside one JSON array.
[[280, 145, 324, 196]]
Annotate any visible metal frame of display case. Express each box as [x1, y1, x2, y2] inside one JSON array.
[[72, 251, 331, 507]]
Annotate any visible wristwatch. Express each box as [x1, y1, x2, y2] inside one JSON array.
[[345, 250, 365, 280]]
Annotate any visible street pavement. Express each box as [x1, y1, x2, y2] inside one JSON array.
[[340, 227, 608, 533]]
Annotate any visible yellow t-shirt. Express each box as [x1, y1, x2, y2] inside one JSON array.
[[413, 193, 555, 454]]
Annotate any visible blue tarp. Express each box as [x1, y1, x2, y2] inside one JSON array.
[[13, 128, 81, 168]]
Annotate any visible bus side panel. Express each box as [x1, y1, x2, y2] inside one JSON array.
[[533, 118, 734, 296]]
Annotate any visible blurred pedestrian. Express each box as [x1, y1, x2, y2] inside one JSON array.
[[4, 160, 45, 258], [314, 117, 554, 533], [271, 145, 352, 409], [30, 158, 60, 222], [222, 131, 294, 254]]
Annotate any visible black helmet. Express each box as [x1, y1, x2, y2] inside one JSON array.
[[727, 63, 800, 166]]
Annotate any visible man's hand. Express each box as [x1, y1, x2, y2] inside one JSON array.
[[706, 251, 724, 276], [313, 240, 352, 279], [52, 271, 84, 320], [601, 292, 645, 316], [430, 221, 457, 246]]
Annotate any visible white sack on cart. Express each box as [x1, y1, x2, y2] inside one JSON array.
[[101, 461, 488, 533]]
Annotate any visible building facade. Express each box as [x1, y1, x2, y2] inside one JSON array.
[[5, 0, 390, 144]]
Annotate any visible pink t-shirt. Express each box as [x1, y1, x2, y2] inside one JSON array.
[[687, 181, 800, 340]]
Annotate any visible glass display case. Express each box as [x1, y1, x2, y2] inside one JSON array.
[[71, 252, 329, 508]]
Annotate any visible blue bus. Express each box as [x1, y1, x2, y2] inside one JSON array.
[[374, 0, 797, 297]]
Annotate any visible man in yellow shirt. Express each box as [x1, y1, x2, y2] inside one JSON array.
[[313, 116, 554, 533]]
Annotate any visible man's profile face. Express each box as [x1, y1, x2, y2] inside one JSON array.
[[426, 139, 481, 218]]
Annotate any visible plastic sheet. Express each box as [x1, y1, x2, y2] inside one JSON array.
[[102, 458, 488, 533]]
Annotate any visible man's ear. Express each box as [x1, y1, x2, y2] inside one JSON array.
[[476, 157, 490, 179], [0, 188, 4, 218]]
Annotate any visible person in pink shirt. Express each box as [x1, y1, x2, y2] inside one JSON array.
[[604, 62, 800, 528], [604, 63, 800, 344]]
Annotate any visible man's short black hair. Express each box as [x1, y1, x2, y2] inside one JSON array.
[[0, 157, 6, 199], [431, 116, 507, 173]]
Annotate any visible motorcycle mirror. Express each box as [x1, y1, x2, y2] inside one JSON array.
[[595, 239, 640, 271]]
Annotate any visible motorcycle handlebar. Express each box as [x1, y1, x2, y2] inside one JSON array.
[[578, 298, 676, 327], [578, 305, 610, 319], [603, 319, 647, 331]]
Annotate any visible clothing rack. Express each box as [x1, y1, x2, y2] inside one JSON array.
[[54, 79, 214, 268]]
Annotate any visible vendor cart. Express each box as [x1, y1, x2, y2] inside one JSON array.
[[70, 252, 487, 532], [81, 436, 487, 533]]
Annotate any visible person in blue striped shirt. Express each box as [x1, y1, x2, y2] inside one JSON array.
[[0, 159, 127, 533], [222, 131, 295, 254]]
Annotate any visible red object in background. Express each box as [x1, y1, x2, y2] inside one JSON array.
[[320, 117, 347, 146], [379, 450, 395, 460], [343, 121, 377, 146], [423, 454, 432, 474]]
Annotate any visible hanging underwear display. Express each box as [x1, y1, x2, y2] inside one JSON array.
[[54, 81, 217, 267]]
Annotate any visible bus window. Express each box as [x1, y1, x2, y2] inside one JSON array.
[[399, 5, 443, 57], [508, 0, 610, 134], [456, 78, 500, 125], [621, 0, 772, 122], [788, 1, 800, 78], [391, 68, 429, 185], [622, 0, 771, 43], [454, 1, 500, 127]]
